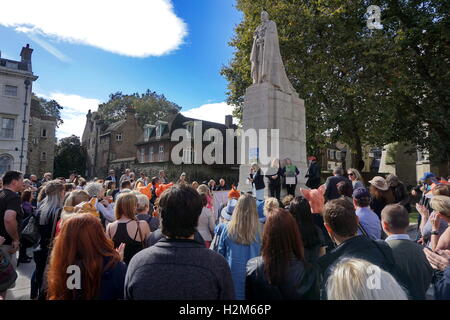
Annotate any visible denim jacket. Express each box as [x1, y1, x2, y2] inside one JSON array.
[[218, 223, 261, 300]]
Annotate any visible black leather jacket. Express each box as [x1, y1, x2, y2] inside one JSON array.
[[246, 256, 320, 300]]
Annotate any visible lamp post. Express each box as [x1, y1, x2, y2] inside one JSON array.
[[19, 79, 31, 172]]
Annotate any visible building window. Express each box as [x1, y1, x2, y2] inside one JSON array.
[[4, 85, 18, 97], [159, 145, 164, 161], [140, 148, 145, 163], [0, 117, 15, 139], [41, 128, 47, 138], [116, 133, 123, 141], [144, 126, 154, 142], [0, 154, 13, 175], [149, 146, 154, 162], [155, 125, 162, 139], [186, 124, 194, 139], [41, 152, 47, 161]]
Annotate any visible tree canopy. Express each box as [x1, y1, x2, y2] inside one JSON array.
[[221, 0, 449, 164], [54, 135, 87, 178], [31, 93, 64, 126], [97, 90, 181, 126]]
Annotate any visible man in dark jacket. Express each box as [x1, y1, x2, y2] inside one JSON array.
[[125, 185, 234, 300], [324, 168, 349, 202], [382, 204, 433, 300], [318, 199, 413, 299]]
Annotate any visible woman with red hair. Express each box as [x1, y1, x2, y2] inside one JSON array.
[[245, 208, 319, 299], [47, 214, 126, 300]]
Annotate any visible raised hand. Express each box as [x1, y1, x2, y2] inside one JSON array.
[[116, 243, 126, 261], [424, 248, 450, 271]]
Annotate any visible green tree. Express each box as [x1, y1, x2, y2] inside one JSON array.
[[54, 135, 87, 178], [222, 0, 449, 167], [97, 90, 181, 126], [31, 93, 64, 126]]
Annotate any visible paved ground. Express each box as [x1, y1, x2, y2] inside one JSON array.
[[5, 248, 35, 300], [5, 224, 427, 300]]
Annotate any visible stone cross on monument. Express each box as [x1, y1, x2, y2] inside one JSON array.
[[237, 11, 307, 196]]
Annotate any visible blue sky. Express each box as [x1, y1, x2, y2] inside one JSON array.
[[0, 0, 242, 138]]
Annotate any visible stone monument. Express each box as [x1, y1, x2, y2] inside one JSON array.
[[237, 11, 307, 195]]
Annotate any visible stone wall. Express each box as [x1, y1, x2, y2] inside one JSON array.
[[26, 115, 56, 177]]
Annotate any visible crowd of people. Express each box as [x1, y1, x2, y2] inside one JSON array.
[[0, 163, 449, 300]]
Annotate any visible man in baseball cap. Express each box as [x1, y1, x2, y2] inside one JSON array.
[[352, 187, 381, 240], [420, 172, 436, 183]]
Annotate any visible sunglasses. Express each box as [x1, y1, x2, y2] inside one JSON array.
[[348, 173, 355, 176]]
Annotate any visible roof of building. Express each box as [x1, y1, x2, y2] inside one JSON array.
[[135, 112, 232, 146], [105, 119, 126, 132], [111, 157, 136, 163], [0, 58, 30, 72]]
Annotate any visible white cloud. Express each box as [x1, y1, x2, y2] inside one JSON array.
[[36, 92, 101, 139], [182, 102, 236, 125], [0, 0, 187, 57], [26, 33, 71, 62]]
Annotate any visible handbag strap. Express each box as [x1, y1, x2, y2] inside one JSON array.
[[45, 208, 62, 264], [358, 222, 369, 238], [50, 208, 61, 241]]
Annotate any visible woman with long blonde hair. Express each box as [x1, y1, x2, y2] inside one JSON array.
[[218, 194, 262, 300]]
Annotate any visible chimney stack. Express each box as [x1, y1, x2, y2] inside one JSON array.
[[20, 44, 33, 62], [225, 115, 233, 128], [20, 44, 33, 71], [125, 106, 135, 120]]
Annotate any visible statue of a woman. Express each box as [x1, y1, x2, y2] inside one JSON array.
[[250, 11, 295, 94]]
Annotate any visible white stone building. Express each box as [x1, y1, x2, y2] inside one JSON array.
[[0, 44, 38, 176]]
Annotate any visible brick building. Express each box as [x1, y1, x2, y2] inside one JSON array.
[[109, 113, 239, 184]]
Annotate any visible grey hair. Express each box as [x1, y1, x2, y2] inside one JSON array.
[[135, 193, 150, 212], [84, 182, 103, 198]]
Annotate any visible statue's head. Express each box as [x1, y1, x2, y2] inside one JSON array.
[[261, 11, 269, 22]]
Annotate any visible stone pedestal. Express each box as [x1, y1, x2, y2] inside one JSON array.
[[237, 83, 308, 196]]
